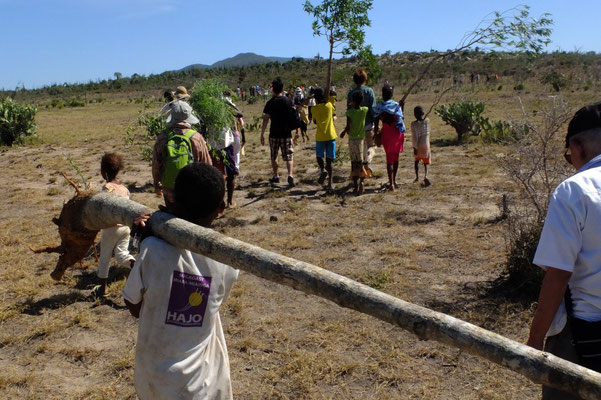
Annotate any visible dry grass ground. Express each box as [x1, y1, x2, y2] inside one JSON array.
[[0, 86, 599, 399]]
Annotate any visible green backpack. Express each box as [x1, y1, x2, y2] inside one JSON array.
[[161, 129, 196, 190]]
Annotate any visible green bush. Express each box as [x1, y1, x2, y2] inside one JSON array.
[[0, 97, 37, 146], [435, 100, 486, 142], [513, 82, 526, 91], [540, 72, 566, 92], [246, 95, 259, 105], [480, 120, 527, 144], [137, 113, 166, 139], [189, 79, 234, 132], [63, 98, 85, 107]]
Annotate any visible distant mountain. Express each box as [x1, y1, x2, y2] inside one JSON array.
[[181, 52, 292, 71]]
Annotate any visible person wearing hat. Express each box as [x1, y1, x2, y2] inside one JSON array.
[[527, 102, 601, 398], [174, 86, 190, 101], [152, 100, 212, 208]]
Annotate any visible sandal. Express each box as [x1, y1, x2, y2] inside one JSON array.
[[91, 285, 108, 299]]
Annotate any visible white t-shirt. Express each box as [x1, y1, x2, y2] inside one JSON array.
[[534, 156, 601, 333], [123, 236, 239, 400]]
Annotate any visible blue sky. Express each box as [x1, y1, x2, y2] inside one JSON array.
[[0, 0, 599, 90]]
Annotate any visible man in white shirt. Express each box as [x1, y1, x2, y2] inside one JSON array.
[[527, 102, 601, 399], [123, 163, 238, 400]]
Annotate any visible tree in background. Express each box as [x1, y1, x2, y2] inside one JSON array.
[[114, 72, 122, 80], [304, 0, 372, 94], [357, 45, 381, 86], [400, 5, 553, 106]]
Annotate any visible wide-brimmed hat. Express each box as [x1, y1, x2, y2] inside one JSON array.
[[566, 101, 601, 146], [175, 86, 190, 100], [166, 100, 200, 127]]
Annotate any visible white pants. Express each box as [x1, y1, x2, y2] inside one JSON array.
[[97, 225, 134, 279]]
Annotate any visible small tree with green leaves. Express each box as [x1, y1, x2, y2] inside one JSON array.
[[357, 45, 381, 86], [435, 100, 487, 142], [189, 79, 237, 161], [0, 97, 37, 146], [304, 0, 372, 94]]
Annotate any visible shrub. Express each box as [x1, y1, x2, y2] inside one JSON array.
[[504, 216, 544, 290], [0, 97, 37, 146], [435, 100, 486, 142], [246, 95, 259, 105], [513, 82, 525, 91], [540, 72, 566, 92], [189, 79, 234, 132], [480, 120, 527, 144], [137, 113, 166, 139], [63, 98, 85, 107], [498, 97, 572, 294]]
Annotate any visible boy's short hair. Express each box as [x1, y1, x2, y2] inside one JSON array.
[[353, 69, 368, 85], [351, 90, 364, 105], [313, 87, 325, 103], [382, 84, 394, 101], [414, 106, 424, 117], [272, 78, 284, 94], [174, 163, 225, 222], [101, 152, 124, 182]]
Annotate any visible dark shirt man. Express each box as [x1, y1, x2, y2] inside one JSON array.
[[260, 77, 295, 187]]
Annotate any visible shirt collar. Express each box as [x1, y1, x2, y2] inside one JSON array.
[[578, 153, 601, 173]]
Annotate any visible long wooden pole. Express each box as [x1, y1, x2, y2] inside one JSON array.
[[80, 193, 601, 398]]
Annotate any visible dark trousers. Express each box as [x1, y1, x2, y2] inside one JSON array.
[[542, 324, 582, 400]]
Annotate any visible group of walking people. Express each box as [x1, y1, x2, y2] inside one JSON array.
[[260, 68, 432, 193]]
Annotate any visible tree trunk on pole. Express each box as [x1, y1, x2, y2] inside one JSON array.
[[37, 192, 601, 399]]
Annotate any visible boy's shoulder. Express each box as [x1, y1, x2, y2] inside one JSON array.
[[347, 106, 368, 115]]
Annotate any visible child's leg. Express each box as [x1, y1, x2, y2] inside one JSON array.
[[393, 161, 399, 188], [226, 175, 235, 206], [424, 162, 431, 186], [325, 158, 333, 189], [352, 176, 359, 192], [386, 163, 394, 190], [325, 140, 335, 189], [96, 227, 119, 296], [414, 160, 419, 182], [358, 177, 364, 195], [316, 156, 325, 173], [113, 226, 134, 267]]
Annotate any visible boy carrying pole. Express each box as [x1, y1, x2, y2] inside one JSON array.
[[123, 163, 239, 400]]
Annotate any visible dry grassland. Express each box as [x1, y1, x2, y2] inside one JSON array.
[[1, 88, 599, 399]]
